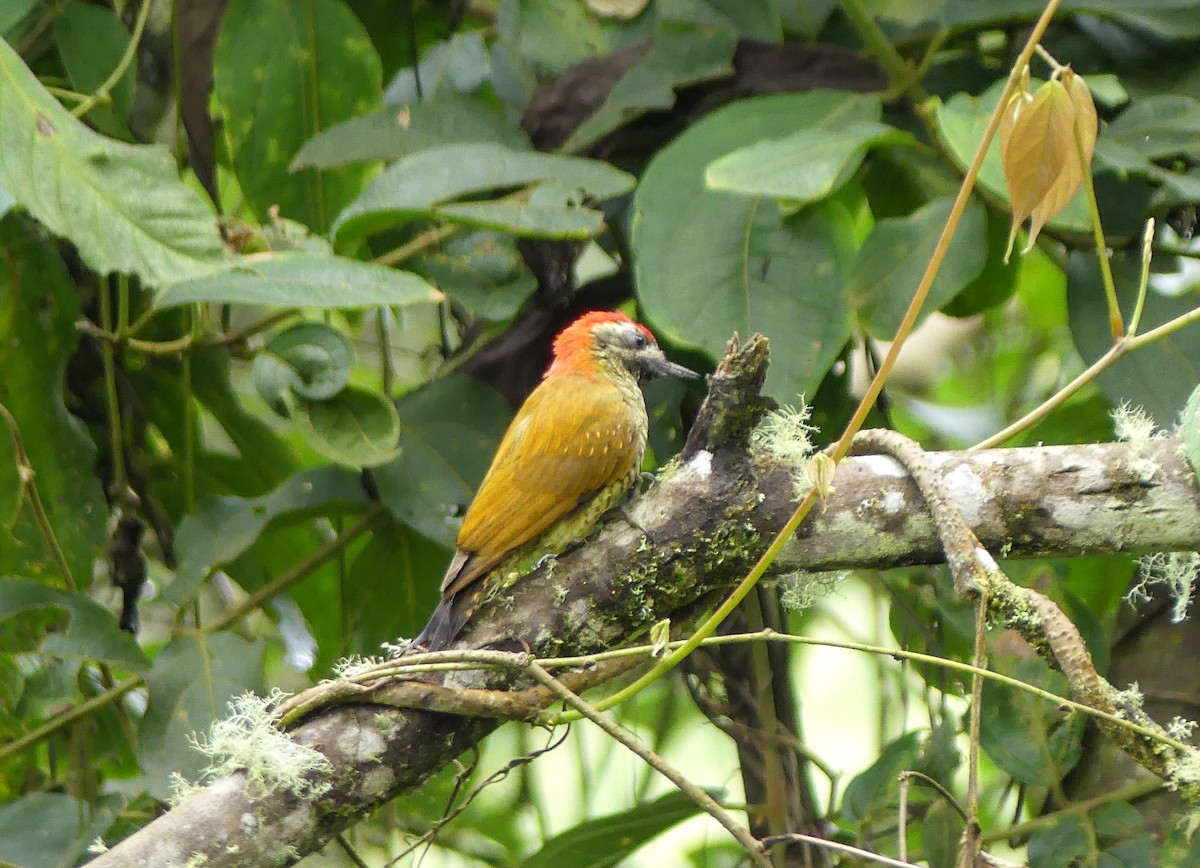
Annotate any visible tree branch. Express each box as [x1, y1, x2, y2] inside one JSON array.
[[93, 337, 1200, 866]]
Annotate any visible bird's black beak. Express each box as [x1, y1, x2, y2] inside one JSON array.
[[643, 353, 700, 381]]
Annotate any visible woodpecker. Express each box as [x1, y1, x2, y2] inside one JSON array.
[[414, 310, 699, 650]]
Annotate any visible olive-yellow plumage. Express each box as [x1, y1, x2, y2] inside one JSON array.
[[414, 310, 698, 650]]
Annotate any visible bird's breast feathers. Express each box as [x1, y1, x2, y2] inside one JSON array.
[[444, 375, 647, 594]]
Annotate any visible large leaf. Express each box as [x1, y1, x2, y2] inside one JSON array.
[[0, 39, 228, 286], [291, 93, 530, 170], [560, 22, 737, 153], [155, 251, 440, 310], [165, 467, 371, 604], [523, 789, 717, 868], [1102, 94, 1200, 160], [292, 385, 401, 468], [498, 0, 655, 76], [54, 1, 135, 139], [343, 517, 447, 648], [252, 321, 354, 415], [333, 142, 635, 242], [0, 578, 148, 669], [213, 0, 382, 232], [633, 91, 871, 400], [138, 632, 265, 800], [706, 121, 911, 204], [374, 375, 512, 547], [0, 218, 107, 583], [980, 658, 1084, 787], [414, 230, 537, 321], [847, 196, 987, 339], [940, 0, 1200, 40], [384, 31, 494, 103], [0, 793, 120, 868], [840, 731, 923, 824]]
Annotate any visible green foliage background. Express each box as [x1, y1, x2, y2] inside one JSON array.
[[1, 0, 1200, 864]]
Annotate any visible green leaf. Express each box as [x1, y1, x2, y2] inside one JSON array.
[[436, 194, 605, 239], [291, 93, 530, 170], [523, 789, 718, 868], [0, 218, 107, 583], [415, 231, 537, 321], [165, 467, 371, 604], [0, 578, 148, 670], [293, 386, 401, 468], [374, 375, 511, 547], [1181, 384, 1200, 484], [706, 121, 911, 204], [155, 251, 441, 310], [1028, 814, 1092, 868], [847, 196, 986, 339], [54, 1, 135, 139], [980, 658, 1084, 787], [1103, 94, 1200, 160], [633, 91, 874, 401], [138, 632, 264, 800], [384, 31, 494, 103], [499, 0, 654, 76], [0, 793, 120, 868], [0, 413, 19, 531], [941, 208, 1022, 317], [213, 0, 382, 233], [923, 799, 963, 868], [0, 0, 38, 33], [333, 142, 635, 242], [0, 39, 228, 286], [252, 322, 354, 415], [344, 517, 448, 648], [940, 0, 1200, 40], [560, 22, 737, 153], [1067, 251, 1200, 425], [189, 348, 299, 492], [840, 730, 922, 824]]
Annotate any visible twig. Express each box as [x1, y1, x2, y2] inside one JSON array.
[[0, 404, 76, 590], [523, 660, 771, 867], [334, 833, 369, 868], [79, 309, 298, 356], [964, 585, 988, 866], [761, 833, 923, 868]]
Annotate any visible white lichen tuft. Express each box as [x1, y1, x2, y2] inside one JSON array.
[[1111, 681, 1145, 715], [752, 400, 818, 499], [1168, 716, 1198, 741], [333, 654, 383, 678], [171, 689, 332, 804], [86, 837, 109, 855], [778, 570, 847, 612], [1127, 551, 1199, 623], [1113, 402, 1169, 482], [1165, 748, 1200, 794]]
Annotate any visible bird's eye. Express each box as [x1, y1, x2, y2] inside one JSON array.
[[630, 331, 649, 349]]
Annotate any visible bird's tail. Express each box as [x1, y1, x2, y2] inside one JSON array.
[[411, 591, 476, 651]]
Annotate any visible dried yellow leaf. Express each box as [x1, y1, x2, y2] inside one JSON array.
[[1002, 77, 1076, 258], [1026, 70, 1098, 253]]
